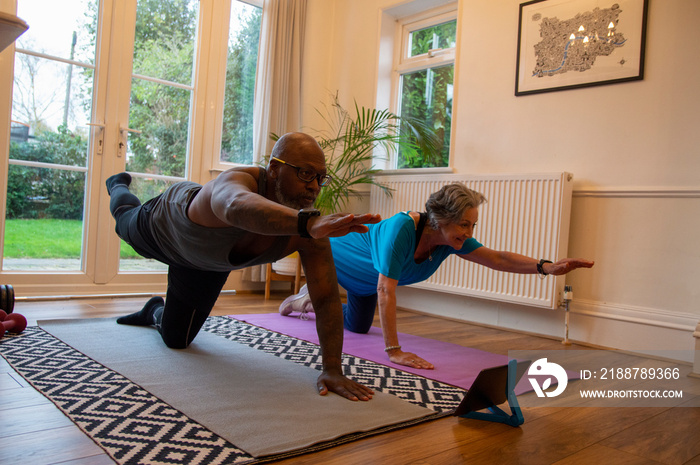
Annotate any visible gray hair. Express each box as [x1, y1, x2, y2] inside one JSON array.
[[425, 183, 487, 229]]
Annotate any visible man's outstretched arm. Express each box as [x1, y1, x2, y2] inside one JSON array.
[[201, 169, 380, 237]]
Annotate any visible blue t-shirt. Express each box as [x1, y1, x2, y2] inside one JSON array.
[[330, 212, 482, 296]]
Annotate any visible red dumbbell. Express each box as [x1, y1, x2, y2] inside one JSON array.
[[0, 312, 27, 339]]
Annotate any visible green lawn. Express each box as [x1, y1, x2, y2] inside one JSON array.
[[3, 219, 140, 259]]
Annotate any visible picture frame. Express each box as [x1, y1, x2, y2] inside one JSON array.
[[515, 0, 649, 96]]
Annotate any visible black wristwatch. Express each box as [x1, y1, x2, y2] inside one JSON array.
[[537, 259, 553, 275], [298, 208, 320, 238]]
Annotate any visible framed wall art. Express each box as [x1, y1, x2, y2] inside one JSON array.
[[515, 0, 649, 96]]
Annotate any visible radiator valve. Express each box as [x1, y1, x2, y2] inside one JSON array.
[[563, 285, 573, 302], [561, 285, 573, 346]]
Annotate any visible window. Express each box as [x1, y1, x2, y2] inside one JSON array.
[[1, 0, 264, 291], [219, 1, 262, 165], [5, 0, 99, 271], [384, 5, 457, 170]]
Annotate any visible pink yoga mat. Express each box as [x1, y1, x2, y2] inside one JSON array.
[[229, 313, 526, 392]]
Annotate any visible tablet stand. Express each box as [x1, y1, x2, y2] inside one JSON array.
[[456, 359, 526, 427]]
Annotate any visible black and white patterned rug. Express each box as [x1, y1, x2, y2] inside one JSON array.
[[0, 316, 465, 464]]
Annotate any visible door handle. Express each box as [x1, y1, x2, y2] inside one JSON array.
[[86, 123, 105, 155], [117, 125, 142, 157]]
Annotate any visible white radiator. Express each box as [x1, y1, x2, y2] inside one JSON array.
[[369, 173, 574, 309]]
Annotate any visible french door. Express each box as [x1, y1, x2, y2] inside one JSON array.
[[0, 0, 262, 296]]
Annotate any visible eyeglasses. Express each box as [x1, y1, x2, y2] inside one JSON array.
[[272, 157, 332, 186]]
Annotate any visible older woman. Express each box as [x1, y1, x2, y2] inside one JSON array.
[[280, 183, 594, 369]]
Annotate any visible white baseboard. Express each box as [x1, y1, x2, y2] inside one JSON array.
[[396, 287, 699, 363], [568, 299, 697, 363]]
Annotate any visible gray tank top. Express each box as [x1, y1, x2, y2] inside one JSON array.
[[146, 168, 291, 271]]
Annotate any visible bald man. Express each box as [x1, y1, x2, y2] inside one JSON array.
[[106, 132, 379, 401]]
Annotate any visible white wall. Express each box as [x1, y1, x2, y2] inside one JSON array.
[[302, 0, 700, 362]]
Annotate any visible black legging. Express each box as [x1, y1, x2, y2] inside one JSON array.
[[110, 183, 230, 349], [160, 265, 230, 348]]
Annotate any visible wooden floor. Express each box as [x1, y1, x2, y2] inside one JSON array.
[[1, 292, 699, 465]]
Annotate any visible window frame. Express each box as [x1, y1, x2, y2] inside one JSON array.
[[206, 0, 263, 173], [396, 10, 457, 76], [375, 2, 458, 174]]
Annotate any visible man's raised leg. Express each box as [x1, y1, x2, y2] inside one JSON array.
[[106, 172, 138, 217]]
